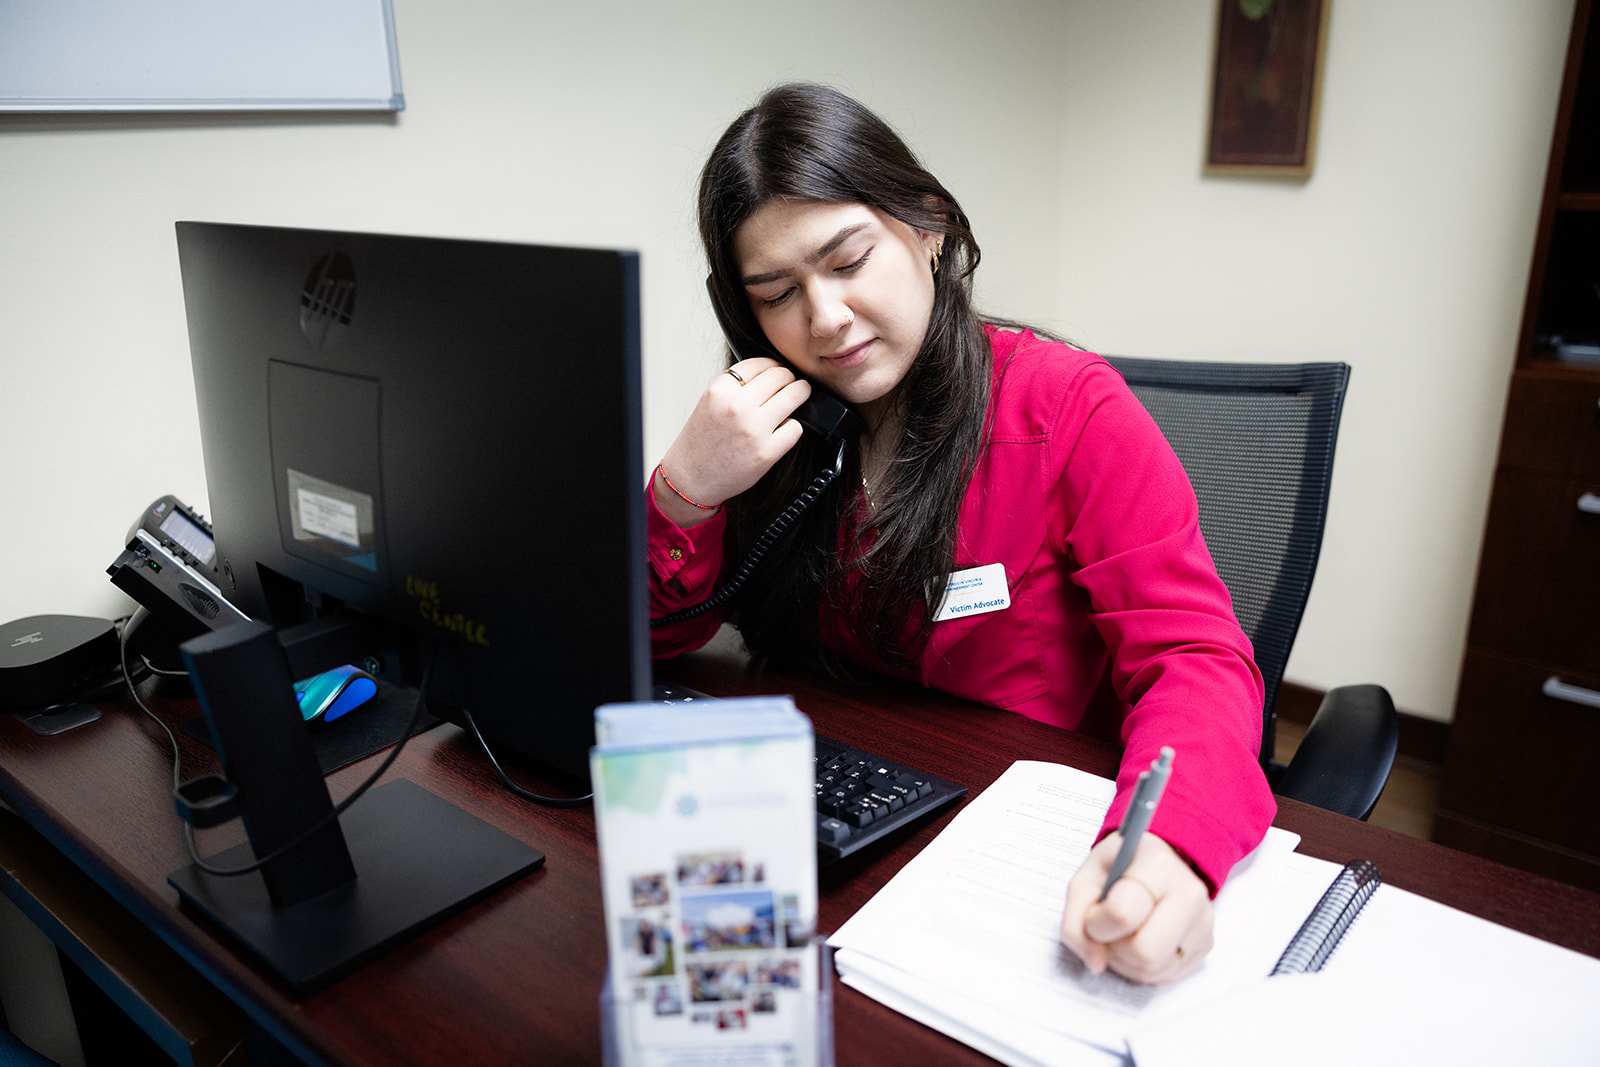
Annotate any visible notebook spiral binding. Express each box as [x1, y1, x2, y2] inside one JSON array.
[[1270, 859, 1382, 976]]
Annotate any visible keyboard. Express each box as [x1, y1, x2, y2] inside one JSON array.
[[651, 684, 967, 865], [811, 734, 966, 866]]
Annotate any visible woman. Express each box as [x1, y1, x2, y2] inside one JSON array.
[[648, 83, 1274, 985]]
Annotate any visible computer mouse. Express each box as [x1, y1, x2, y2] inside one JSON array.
[[292, 664, 378, 726]]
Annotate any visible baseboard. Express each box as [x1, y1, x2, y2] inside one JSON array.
[[1276, 681, 1449, 766]]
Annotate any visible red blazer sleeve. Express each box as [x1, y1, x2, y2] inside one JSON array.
[[645, 488, 731, 658], [1049, 356, 1275, 893]]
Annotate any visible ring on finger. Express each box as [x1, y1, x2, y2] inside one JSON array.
[[725, 367, 746, 385], [1120, 875, 1158, 902]]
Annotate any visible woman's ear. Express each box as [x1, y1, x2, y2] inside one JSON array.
[[920, 229, 944, 275], [917, 197, 948, 258]]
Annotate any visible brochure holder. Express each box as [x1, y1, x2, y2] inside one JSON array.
[[601, 939, 835, 1067]]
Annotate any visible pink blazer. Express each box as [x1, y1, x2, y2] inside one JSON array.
[[647, 327, 1275, 892]]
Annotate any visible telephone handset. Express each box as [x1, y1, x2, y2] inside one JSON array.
[[650, 288, 865, 628], [790, 385, 864, 466], [704, 275, 864, 455]]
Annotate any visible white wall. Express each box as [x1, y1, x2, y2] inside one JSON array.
[[1048, 0, 1573, 722], [0, 0, 1067, 620], [0, 0, 1574, 724]]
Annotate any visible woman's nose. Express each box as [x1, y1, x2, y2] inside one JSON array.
[[808, 282, 853, 338]]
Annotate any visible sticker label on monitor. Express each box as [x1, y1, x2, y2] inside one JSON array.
[[298, 488, 360, 547], [287, 469, 377, 570]]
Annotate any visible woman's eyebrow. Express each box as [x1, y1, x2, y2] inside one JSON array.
[[741, 223, 870, 287]]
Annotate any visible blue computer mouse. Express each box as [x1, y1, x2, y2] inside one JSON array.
[[292, 664, 378, 726]]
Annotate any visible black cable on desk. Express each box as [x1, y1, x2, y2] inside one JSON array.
[[461, 706, 593, 809], [120, 622, 438, 878]]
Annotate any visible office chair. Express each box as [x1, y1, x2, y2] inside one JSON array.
[[1104, 356, 1397, 820]]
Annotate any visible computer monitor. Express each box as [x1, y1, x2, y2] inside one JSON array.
[[176, 220, 652, 781]]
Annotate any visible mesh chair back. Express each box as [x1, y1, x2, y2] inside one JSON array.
[[1103, 356, 1350, 763]]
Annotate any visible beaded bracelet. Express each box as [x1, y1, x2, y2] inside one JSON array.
[[655, 464, 722, 512]]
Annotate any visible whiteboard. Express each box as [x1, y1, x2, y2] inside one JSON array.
[[0, 0, 404, 112]]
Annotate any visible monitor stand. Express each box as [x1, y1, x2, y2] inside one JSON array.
[[167, 620, 544, 994]]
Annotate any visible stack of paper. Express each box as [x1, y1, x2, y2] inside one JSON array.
[[828, 760, 1600, 1066], [592, 696, 824, 1067]]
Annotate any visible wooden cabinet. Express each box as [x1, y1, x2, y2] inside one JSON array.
[[1436, 1, 1600, 891]]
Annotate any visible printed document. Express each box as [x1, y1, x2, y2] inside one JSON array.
[[828, 760, 1318, 1064]]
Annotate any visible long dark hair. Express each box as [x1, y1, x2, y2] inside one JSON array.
[[698, 83, 993, 671]]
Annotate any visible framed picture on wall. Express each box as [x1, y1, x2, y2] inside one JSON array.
[[1205, 0, 1330, 178]]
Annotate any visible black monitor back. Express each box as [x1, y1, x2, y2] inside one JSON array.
[[177, 221, 650, 779]]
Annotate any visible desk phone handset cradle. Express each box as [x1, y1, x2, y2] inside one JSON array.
[[652, 293, 865, 628], [106, 496, 370, 727], [106, 494, 251, 666]]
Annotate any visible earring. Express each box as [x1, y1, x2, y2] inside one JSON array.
[[931, 245, 942, 276]]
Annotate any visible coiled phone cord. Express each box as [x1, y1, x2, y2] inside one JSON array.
[[651, 440, 847, 628]]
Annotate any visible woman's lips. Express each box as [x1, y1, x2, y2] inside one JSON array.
[[821, 339, 872, 369]]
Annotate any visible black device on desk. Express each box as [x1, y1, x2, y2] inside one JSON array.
[[812, 736, 966, 865], [178, 221, 651, 778], [107, 494, 252, 655], [130, 494, 218, 569], [107, 495, 380, 726], [164, 221, 652, 991]]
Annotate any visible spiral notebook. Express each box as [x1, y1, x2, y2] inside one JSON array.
[[828, 761, 1390, 1066], [1268, 858, 1381, 976], [1128, 858, 1600, 1067]]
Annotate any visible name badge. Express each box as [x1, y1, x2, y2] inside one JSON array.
[[932, 563, 1011, 623]]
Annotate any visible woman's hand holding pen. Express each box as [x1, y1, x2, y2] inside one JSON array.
[[1059, 833, 1214, 985], [653, 357, 812, 528]]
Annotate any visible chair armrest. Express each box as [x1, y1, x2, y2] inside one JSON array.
[[1272, 684, 1398, 820]]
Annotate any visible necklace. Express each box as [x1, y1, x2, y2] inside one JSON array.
[[859, 424, 896, 513]]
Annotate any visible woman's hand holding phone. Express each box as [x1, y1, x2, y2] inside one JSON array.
[[654, 357, 813, 528]]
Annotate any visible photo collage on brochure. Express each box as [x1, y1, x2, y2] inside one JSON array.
[[619, 846, 814, 1034]]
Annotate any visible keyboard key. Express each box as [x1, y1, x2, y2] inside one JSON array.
[[809, 737, 966, 864], [867, 790, 903, 813]]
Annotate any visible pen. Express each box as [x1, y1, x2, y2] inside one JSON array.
[[1098, 746, 1174, 903]]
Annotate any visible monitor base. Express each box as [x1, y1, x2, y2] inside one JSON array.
[[169, 777, 544, 994]]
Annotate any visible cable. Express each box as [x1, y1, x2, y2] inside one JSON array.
[[651, 439, 848, 629], [119, 617, 438, 878], [118, 615, 188, 799], [140, 656, 191, 679], [461, 705, 593, 808], [185, 641, 438, 878]]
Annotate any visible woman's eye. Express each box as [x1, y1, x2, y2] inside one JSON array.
[[760, 288, 794, 310], [837, 248, 872, 274]]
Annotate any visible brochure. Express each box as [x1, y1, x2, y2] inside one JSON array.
[[592, 696, 823, 1067]]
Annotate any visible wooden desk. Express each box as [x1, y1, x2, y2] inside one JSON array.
[[3, 645, 1598, 1067]]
